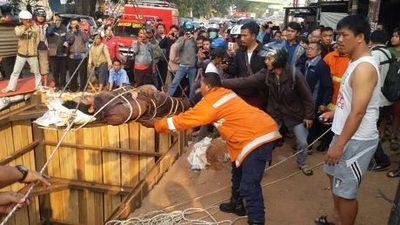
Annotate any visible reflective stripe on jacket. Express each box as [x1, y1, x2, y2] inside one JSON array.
[[155, 87, 281, 166]]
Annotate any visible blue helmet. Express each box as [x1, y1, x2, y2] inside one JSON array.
[[211, 38, 227, 50], [183, 21, 194, 32]]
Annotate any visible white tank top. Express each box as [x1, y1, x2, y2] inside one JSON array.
[[332, 56, 380, 140]]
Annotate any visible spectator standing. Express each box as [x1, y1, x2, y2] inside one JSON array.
[[226, 21, 266, 109], [369, 30, 392, 171], [103, 25, 120, 61], [168, 21, 197, 97], [47, 14, 68, 91], [319, 15, 381, 225], [302, 42, 333, 150], [223, 43, 315, 176], [283, 22, 305, 66], [88, 34, 112, 91], [146, 28, 163, 89], [321, 26, 335, 56], [388, 27, 400, 152], [33, 8, 49, 87], [2, 11, 41, 93], [66, 18, 89, 92], [155, 23, 169, 89], [108, 59, 129, 90], [132, 29, 154, 87]]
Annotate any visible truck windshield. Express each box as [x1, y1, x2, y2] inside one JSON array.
[[114, 22, 142, 37]]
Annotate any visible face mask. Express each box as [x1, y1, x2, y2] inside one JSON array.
[[209, 32, 217, 39]]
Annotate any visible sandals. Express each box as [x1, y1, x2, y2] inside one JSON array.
[[299, 165, 314, 176], [387, 169, 400, 178], [315, 215, 335, 225]]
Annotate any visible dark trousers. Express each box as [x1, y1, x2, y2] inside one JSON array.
[[68, 57, 87, 92], [50, 56, 67, 89], [231, 142, 274, 222], [155, 60, 168, 89], [374, 106, 391, 165], [134, 66, 153, 87]]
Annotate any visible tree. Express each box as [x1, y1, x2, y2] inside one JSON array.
[[10, 0, 40, 12]]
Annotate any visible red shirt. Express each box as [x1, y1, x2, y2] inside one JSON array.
[[103, 36, 120, 61]]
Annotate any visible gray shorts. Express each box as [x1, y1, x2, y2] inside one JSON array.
[[324, 135, 378, 199], [95, 64, 109, 85]]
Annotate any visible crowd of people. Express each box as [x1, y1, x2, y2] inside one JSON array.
[[1, 7, 400, 225]]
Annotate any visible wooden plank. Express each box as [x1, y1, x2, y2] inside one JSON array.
[[11, 121, 31, 225], [0, 141, 38, 166], [57, 130, 79, 224], [32, 124, 52, 222], [42, 142, 161, 157], [0, 123, 16, 225], [101, 125, 122, 219], [0, 103, 37, 126], [122, 122, 140, 187], [106, 137, 181, 222], [44, 128, 64, 221], [75, 129, 86, 225], [158, 133, 170, 154], [82, 127, 104, 225]]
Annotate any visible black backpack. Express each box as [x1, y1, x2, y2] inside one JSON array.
[[372, 46, 400, 102]]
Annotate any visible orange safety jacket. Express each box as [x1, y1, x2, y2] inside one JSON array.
[[323, 49, 350, 111], [155, 87, 281, 167]]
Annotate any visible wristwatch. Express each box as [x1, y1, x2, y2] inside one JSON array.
[[15, 165, 29, 182]]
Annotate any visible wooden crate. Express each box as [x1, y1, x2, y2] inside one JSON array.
[[0, 112, 181, 225]]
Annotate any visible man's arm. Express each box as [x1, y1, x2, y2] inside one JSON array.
[[295, 71, 314, 120], [175, 37, 185, 52], [154, 99, 216, 133], [326, 62, 378, 164], [15, 25, 27, 37], [226, 53, 240, 78], [222, 68, 268, 89], [319, 62, 333, 107], [0, 166, 49, 189]]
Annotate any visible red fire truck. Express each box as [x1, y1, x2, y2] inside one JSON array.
[[114, 0, 179, 56]]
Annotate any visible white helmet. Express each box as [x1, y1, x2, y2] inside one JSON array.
[[19, 10, 33, 20], [230, 24, 242, 36]]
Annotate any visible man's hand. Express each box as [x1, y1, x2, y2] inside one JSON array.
[[197, 50, 206, 60], [0, 192, 28, 214], [319, 111, 334, 125], [141, 120, 155, 128], [325, 144, 343, 166], [303, 119, 313, 129], [21, 170, 50, 187], [318, 105, 327, 114]]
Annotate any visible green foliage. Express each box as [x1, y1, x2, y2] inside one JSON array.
[[169, 0, 252, 18]]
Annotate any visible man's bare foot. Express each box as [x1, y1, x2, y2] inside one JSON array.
[[1, 88, 14, 94]]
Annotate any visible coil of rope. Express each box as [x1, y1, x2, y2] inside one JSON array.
[[105, 127, 331, 224]]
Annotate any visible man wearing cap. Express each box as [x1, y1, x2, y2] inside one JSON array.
[[168, 21, 197, 98], [142, 72, 281, 225], [2, 10, 42, 93], [33, 8, 49, 86]]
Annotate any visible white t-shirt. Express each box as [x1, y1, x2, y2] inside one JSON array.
[[332, 55, 380, 140], [247, 52, 252, 64], [205, 62, 222, 76]]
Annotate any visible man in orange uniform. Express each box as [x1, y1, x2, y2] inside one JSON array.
[[143, 72, 281, 225], [324, 48, 350, 111], [319, 48, 350, 151]]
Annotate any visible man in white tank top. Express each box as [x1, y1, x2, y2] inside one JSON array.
[[317, 16, 380, 225]]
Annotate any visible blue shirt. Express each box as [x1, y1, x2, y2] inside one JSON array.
[[109, 68, 130, 86], [286, 42, 298, 65]]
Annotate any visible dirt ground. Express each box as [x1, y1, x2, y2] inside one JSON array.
[[133, 137, 399, 225]]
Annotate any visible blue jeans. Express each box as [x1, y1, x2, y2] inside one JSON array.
[[231, 142, 274, 222], [293, 122, 309, 166], [168, 65, 196, 98]]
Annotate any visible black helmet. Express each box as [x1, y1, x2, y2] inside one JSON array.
[[258, 41, 288, 69], [183, 21, 194, 32], [34, 8, 46, 18]]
